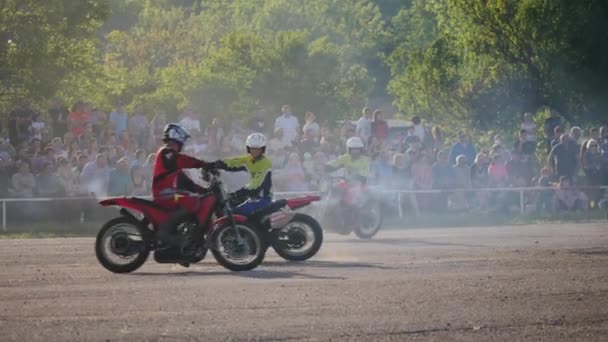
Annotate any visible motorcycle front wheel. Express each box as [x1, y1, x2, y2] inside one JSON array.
[[210, 222, 266, 271], [95, 216, 150, 273], [272, 213, 323, 261], [353, 200, 383, 239]]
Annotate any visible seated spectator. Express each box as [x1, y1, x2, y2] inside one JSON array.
[[57, 157, 78, 196], [431, 150, 454, 190], [268, 128, 289, 155], [471, 153, 490, 188], [536, 167, 553, 212], [108, 157, 132, 196], [581, 139, 603, 204], [79, 153, 110, 196], [520, 112, 537, 153], [412, 148, 433, 190], [554, 176, 587, 211], [11, 161, 36, 197], [449, 132, 476, 166], [131, 148, 147, 168], [548, 133, 578, 183], [392, 153, 411, 189], [36, 162, 63, 197], [506, 150, 526, 186], [0, 157, 12, 196], [29, 113, 45, 142], [131, 165, 148, 196]]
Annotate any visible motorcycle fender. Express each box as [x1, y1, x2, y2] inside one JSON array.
[[213, 214, 248, 227]]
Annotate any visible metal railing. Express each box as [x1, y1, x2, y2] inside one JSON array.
[[1, 186, 606, 232]]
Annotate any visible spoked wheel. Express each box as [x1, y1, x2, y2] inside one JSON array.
[[95, 217, 150, 273], [272, 213, 323, 261], [210, 222, 265, 271], [354, 201, 383, 239]]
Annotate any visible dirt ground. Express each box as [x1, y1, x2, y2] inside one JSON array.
[[1, 223, 607, 341]]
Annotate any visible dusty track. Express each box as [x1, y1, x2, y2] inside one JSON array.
[[1, 223, 608, 341]]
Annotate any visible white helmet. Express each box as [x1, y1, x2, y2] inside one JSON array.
[[346, 136, 364, 150], [246, 132, 267, 149]]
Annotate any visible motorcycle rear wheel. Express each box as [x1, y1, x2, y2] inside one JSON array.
[[95, 216, 150, 273], [272, 213, 323, 261], [210, 222, 265, 271]]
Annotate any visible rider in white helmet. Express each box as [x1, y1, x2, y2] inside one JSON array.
[[325, 136, 371, 181], [210, 132, 274, 214]]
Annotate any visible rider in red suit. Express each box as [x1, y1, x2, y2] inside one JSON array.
[[153, 123, 210, 247]]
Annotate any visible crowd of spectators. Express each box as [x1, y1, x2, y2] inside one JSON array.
[[1, 99, 608, 215]]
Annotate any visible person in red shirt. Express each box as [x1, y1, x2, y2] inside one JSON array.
[[371, 109, 389, 144], [152, 123, 212, 247], [67, 102, 90, 138]]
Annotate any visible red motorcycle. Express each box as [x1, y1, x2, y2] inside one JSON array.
[[316, 176, 383, 239], [94, 169, 266, 273]]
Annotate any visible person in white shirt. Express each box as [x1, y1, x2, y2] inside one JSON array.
[[520, 112, 537, 144], [411, 116, 426, 143], [274, 104, 299, 146], [355, 107, 372, 145], [178, 106, 201, 132]]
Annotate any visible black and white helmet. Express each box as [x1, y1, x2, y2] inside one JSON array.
[[163, 123, 190, 147]]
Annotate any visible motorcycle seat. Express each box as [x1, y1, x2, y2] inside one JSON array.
[[250, 199, 288, 218], [129, 197, 171, 212]]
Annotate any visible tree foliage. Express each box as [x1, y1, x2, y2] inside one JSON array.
[[2, 0, 607, 134]]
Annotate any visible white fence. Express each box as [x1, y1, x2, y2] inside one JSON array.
[[1, 186, 607, 232]]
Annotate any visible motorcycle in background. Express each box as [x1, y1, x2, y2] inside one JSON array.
[[314, 175, 383, 239]]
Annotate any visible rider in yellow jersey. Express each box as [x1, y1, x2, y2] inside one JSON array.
[[326, 137, 371, 182], [211, 133, 273, 214]]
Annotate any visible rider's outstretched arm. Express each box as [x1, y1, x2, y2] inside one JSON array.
[[160, 148, 210, 171]]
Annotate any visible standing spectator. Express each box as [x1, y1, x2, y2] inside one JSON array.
[[430, 126, 445, 153], [570, 126, 582, 146], [488, 154, 508, 187], [48, 98, 68, 138], [513, 129, 535, 157], [548, 134, 578, 183], [109, 101, 128, 136], [302, 112, 320, 140], [580, 128, 600, 162], [150, 111, 168, 138], [68, 102, 89, 138], [581, 139, 603, 203], [36, 162, 63, 197], [79, 153, 110, 196], [0, 158, 12, 196], [411, 116, 427, 145], [355, 107, 372, 146], [57, 157, 78, 196], [550, 126, 564, 150], [8, 100, 32, 146], [249, 105, 269, 133], [11, 161, 36, 197], [412, 148, 433, 190], [129, 104, 149, 147], [298, 128, 318, 156], [372, 148, 394, 186], [277, 153, 308, 191], [274, 104, 299, 146], [520, 112, 537, 152], [449, 132, 477, 166], [89, 106, 107, 136], [206, 118, 225, 158], [268, 128, 289, 155], [506, 150, 525, 186], [178, 106, 201, 132], [370, 110, 389, 145], [29, 113, 45, 142], [452, 155, 472, 210], [108, 157, 133, 196], [544, 109, 562, 152]]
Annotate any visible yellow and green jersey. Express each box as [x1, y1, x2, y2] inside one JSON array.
[[217, 155, 273, 198]]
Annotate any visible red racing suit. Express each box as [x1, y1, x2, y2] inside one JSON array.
[[152, 146, 209, 211]]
